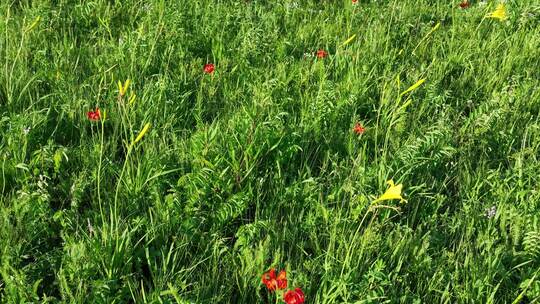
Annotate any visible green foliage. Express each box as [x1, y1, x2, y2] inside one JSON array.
[[1, 0, 540, 303]]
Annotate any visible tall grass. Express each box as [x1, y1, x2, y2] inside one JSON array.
[[1, 0, 540, 302]]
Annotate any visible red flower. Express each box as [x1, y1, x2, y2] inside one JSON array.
[[203, 63, 215, 74], [261, 268, 287, 291], [283, 288, 305, 304], [459, 0, 470, 9], [352, 0, 358, 4], [87, 108, 101, 121], [353, 122, 365, 135], [316, 49, 327, 59]]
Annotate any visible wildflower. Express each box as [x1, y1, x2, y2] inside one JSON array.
[[23, 127, 31, 135], [485, 205, 497, 218], [203, 63, 215, 74], [352, 0, 358, 5], [459, 0, 470, 9], [87, 108, 101, 121], [372, 180, 407, 204], [316, 49, 328, 59], [261, 268, 287, 291], [486, 3, 507, 21], [287, 2, 299, 9], [117, 79, 131, 97], [353, 122, 365, 135], [128, 94, 136, 105], [25, 16, 41, 33], [400, 78, 426, 96], [283, 288, 305, 304], [341, 34, 357, 47], [132, 123, 151, 146]]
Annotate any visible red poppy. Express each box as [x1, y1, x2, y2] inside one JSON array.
[[459, 0, 470, 9], [203, 63, 215, 74], [353, 122, 365, 135], [316, 49, 328, 59], [283, 288, 305, 304], [87, 108, 101, 121], [261, 268, 287, 291]]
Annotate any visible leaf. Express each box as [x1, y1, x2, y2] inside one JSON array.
[[53, 149, 62, 172]]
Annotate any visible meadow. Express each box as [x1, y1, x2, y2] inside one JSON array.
[[1, 0, 540, 303]]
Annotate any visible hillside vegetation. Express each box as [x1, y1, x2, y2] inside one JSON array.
[[1, 0, 540, 303]]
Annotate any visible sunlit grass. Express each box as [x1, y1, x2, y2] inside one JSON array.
[[1, 0, 540, 303]]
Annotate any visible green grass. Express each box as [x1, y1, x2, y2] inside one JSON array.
[[1, 0, 540, 303]]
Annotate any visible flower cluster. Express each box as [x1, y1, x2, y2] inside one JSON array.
[[458, 1, 508, 22], [262, 268, 305, 304], [262, 268, 287, 291]]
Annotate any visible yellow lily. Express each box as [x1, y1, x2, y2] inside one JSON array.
[[131, 123, 151, 146], [372, 180, 407, 204], [128, 94, 136, 105], [400, 78, 426, 96], [486, 3, 507, 21], [117, 79, 131, 97], [341, 34, 357, 47], [25, 16, 41, 33]]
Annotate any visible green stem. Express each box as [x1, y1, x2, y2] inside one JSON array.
[[113, 144, 133, 232], [97, 118, 105, 225]]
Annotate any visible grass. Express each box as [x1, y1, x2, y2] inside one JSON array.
[[1, 0, 540, 303]]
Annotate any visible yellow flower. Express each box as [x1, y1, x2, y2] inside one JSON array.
[[25, 16, 41, 33], [117, 79, 131, 97], [400, 78, 426, 96], [372, 180, 407, 204], [128, 94, 136, 105], [132, 123, 151, 146], [486, 3, 507, 21], [341, 34, 357, 47]]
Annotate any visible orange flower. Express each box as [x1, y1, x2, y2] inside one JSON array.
[[459, 0, 470, 9], [353, 122, 365, 135], [261, 268, 287, 291], [203, 63, 215, 74], [284, 288, 305, 304], [316, 49, 328, 59], [87, 108, 101, 121]]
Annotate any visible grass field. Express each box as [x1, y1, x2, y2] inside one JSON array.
[[1, 0, 540, 303]]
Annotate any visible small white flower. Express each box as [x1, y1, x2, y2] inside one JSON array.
[[287, 2, 299, 9], [484, 205, 497, 219]]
